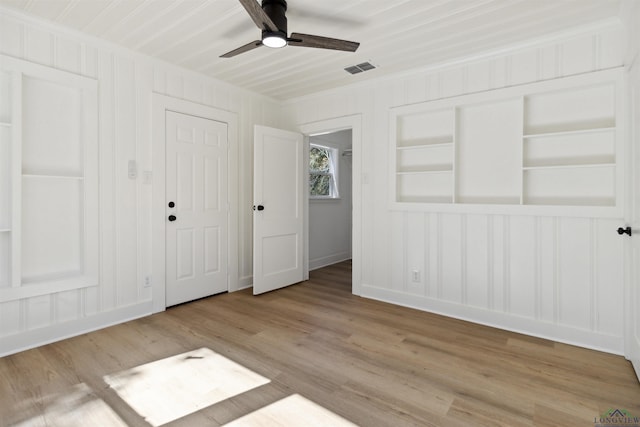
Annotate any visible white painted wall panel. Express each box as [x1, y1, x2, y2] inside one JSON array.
[[0, 7, 630, 357], [595, 219, 624, 336], [509, 50, 538, 86], [25, 26, 53, 66], [98, 50, 117, 313], [538, 217, 557, 324], [466, 61, 491, 94], [508, 216, 536, 319], [26, 295, 50, 330], [0, 10, 282, 356], [55, 36, 81, 73], [115, 57, 138, 307], [491, 215, 506, 312], [287, 20, 628, 353], [406, 212, 424, 295], [465, 215, 489, 310], [440, 214, 463, 304], [557, 218, 592, 330], [390, 211, 405, 293], [0, 16, 23, 57], [0, 300, 20, 336], [627, 0, 640, 379], [56, 290, 80, 324], [561, 35, 596, 77]]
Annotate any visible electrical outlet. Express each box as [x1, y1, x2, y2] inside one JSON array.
[[144, 275, 152, 287], [412, 270, 420, 282]]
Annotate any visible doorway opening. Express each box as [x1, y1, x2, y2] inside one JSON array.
[[307, 129, 353, 271]]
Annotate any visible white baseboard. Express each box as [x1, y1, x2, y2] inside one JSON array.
[[309, 253, 351, 271], [360, 284, 624, 355], [0, 301, 153, 357], [236, 275, 252, 291]]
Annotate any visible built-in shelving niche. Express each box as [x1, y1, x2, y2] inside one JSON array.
[[0, 55, 98, 301], [390, 68, 624, 217]]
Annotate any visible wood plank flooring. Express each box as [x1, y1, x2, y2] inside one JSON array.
[[1, 261, 639, 426]]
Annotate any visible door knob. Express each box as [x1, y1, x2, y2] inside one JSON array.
[[168, 215, 177, 222], [168, 201, 175, 208], [253, 205, 265, 211], [617, 226, 632, 236]]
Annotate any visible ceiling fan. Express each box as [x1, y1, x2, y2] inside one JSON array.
[[220, 0, 360, 58]]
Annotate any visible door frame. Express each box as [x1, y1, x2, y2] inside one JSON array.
[[299, 115, 362, 295], [152, 94, 239, 313]]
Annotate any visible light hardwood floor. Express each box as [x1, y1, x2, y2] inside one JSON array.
[[1, 261, 639, 426]]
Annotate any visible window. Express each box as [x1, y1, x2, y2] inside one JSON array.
[[309, 144, 339, 199]]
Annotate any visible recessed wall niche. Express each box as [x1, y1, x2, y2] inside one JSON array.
[[390, 68, 624, 217], [0, 55, 98, 300]]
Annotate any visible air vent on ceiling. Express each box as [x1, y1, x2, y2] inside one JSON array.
[[344, 62, 376, 75]]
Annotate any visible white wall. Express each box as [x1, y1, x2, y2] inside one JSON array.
[[0, 6, 634, 358], [622, 0, 640, 376], [309, 130, 352, 270], [284, 20, 629, 354], [0, 8, 283, 356]]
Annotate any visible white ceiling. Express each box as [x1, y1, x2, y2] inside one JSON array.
[[0, 0, 623, 100]]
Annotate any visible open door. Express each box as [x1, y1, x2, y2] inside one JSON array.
[[627, 60, 640, 381], [253, 125, 304, 294]]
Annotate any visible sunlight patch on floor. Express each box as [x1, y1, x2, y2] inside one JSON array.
[[103, 347, 270, 426], [13, 383, 128, 427], [223, 394, 358, 427]]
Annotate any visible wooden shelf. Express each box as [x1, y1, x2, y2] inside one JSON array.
[[523, 162, 614, 171], [396, 138, 453, 149], [455, 196, 520, 205], [397, 196, 453, 204], [523, 126, 615, 139], [390, 68, 622, 214], [22, 173, 84, 180], [524, 196, 615, 207], [397, 167, 453, 175]]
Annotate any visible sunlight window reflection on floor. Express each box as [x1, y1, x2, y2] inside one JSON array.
[[223, 394, 358, 427], [103, 347, 270, 426], [13, 383, 128, 427]]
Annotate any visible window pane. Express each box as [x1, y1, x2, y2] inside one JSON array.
[[309, 174, 331, 196], [309, 147, 330, 172]]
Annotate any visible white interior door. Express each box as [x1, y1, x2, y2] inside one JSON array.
[[166, 111, 228, 306], [253, 125, 304, 295], [628, 63, 640, 380], [630, 221, 640, 380]]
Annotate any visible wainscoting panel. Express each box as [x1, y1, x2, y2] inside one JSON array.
[[0, 8, 283, 356], [285, 21, 627, 353]]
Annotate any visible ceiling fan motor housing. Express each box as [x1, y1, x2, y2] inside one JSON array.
[[262, 0, 288, 40]]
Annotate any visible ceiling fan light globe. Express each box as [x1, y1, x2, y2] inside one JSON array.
[[263, 34, 287, 48]]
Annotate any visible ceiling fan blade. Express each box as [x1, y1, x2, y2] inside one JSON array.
[[238, 0, 278, 32], [220, 40, 263, 58], [288, 33, 359, 52]]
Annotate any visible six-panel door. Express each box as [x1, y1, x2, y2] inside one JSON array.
[[165, 111, 228, 306]]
